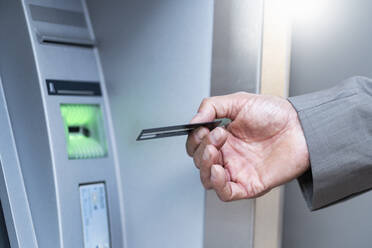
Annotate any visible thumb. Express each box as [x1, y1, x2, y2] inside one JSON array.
[[190, 92, 250, 124]]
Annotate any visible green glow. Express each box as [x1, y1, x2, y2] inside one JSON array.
[[61, 104, 108, 159]]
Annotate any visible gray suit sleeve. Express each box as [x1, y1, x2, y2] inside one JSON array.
[[288, 76, 372, 210]]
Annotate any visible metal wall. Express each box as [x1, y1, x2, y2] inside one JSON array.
[[283, 0, 372, 247], [206, 1, 263, 248], [87, 1, 213, 247]]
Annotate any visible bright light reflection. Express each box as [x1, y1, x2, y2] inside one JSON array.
[[279, 0, 330, 25]]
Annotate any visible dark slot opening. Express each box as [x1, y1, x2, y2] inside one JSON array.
[[0, 201, 10, 248], [46, 80, 102, 97], [68, 126, 91, 137], [42, 39, 94, 48]]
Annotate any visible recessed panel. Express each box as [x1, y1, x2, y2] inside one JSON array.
[[60, 104, 107, 159], [80, 183, 110, 248]]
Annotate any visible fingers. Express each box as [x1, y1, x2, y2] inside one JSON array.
[[192, 127, 228, 167], [210, 164, 248, 202], [186, 127, 209, 157], [190, 92, 251, 124], [186, 123, 228, 157], [196, 145, 219, 189], [192, 127, 229, 189], [187, 92, 251, 157]]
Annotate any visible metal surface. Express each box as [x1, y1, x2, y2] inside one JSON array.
[[283, 0, 372, 247], [27, 0, 93, 48], [87, 0, 214, 247], [205, 1, 264, 248], [0, 77, 38, 248], [0, 0, 59, 246], [210, 0, 263, 96], [0, 0, 126, 247], [29, 4, 87, 28]]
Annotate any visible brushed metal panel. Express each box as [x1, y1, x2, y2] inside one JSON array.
[[284, 0, 372, 247], [87, 1, 214, 247], [206, 1, 264, 248]]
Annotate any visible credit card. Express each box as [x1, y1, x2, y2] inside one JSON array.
[[136, 118, 231, 141]]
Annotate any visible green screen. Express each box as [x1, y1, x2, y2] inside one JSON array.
[[60, 104, 108, 159]]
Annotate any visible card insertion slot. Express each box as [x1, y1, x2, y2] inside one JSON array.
[[47, 80, 102, 97], [39, 35, 95, 48]]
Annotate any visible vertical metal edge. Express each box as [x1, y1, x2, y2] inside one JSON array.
[[202, 1, 216, 247], [82, 1, 128, 247], [20, 1, 65, 247], [254, 0, 292, 246], [207, 1, 265, 247], [255, 0, 266, 95], [0, 158, 13, 248], [251, 1, 266, 247], [0, 77, 38, 248]]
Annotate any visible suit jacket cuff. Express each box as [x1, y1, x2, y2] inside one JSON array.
[[288, 76, 372, 210]]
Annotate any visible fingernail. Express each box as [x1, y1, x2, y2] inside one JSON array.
[[210, 128, 222, 144], [202, 148, 210, 161]]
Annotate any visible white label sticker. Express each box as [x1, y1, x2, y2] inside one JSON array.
[[80, 183, 110, 248]]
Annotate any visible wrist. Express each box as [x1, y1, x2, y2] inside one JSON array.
[[288, 100, 310, 174]]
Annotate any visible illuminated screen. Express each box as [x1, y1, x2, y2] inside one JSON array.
[[60, 104, 108, 159], [80, 183, 111, 248]]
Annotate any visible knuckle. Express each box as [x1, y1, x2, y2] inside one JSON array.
[[194, 128, 209, 144], [207, 128, 227, 146], [200, 172, 207, 183], [186, 136, 196, 156], [213, 126, 225, 137], [234, 91, 251, 100], [193, 143, 207, 169], [234, 91, 247, 96], [200, 173, 211, 189], [193, 155, 201, 169], [203, 145, 213, 159], [233, 91, 249, 98], [186, 141, 193, 157], [186, 149, 193, 157], [193, 129, 201, 139], [201, 97, 211, 107], [201, 97, 210, 103], [201, 179, 208, 189], [217, 193, 230, 202]]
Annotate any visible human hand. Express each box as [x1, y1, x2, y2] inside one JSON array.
[[186, 92, 309, 201]]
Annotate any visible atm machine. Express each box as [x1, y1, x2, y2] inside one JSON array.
[[0, 0, 214, 247], [0, 0, 282, 247], [0, 0, 126, 247]]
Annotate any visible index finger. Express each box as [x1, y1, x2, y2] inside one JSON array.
[[186, 127, 209, 157]]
